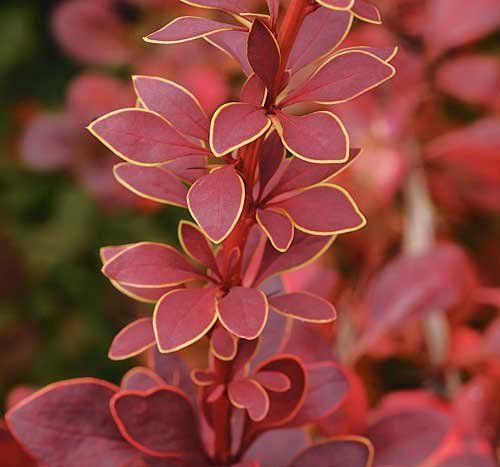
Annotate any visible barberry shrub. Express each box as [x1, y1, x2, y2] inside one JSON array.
[[6, 0, 396, 465]]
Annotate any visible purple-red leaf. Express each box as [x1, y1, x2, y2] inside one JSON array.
[[254, 231, 335, 285], [270, 147, 361, 196], [274, 110, 349, 163], [179, 220, 219, 275], [177, 0, 254, 13], [253, 371, 291, 392], [88, 109, 202, 165], [288, 8, 352, 73], [357, 244, 476, 353], [163, 155, 208, 184], [351, 0, 381, 24], [281, 50, 395, 106], [111, 387, 201, 458], [272, 184, 365, 235], [6, 379, 137, 467], [154, 287, 218, 352], [205, 30, 253, 76], [188, 166, 245, 243], [269, 292, 336, 322], [435, 55, 500, 109], [259, 130, 285, 192], [291, 362, 349, 426], [132, 75, 210, 140], [210, 326, 238, 360], [256, 208, 294, 252], [121, 367, 164, 392], [425, 0, 500, 58], [247, 20, 280, 92], [210, 102, 271, 156], [217, 287, 268, 339], [228, 379, 270, 421], [145, 17, 237, 45], [367, 407, 453, 467], [113, 163, 188, 207], [241, 74, 268, 107], [316, 0, 354, 10], [249, 356, 306, 431], [102, 242, 202, 288], [289, 437, 373, 467], [243, 428, 308, 467], [109, 318, 156, 360]]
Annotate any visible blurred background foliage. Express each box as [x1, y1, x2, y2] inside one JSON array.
[[0, 0, 185, 400]]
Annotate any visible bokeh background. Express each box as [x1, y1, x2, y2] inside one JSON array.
[[1, 0, 499, 437]]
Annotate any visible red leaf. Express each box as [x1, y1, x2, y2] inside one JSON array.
[[210, 102, 271, 156], [272, 184, 365, 235], [109, 318, 156, 361], [6, 379, 137, 467], [112, 283, 179, 304], [243, 428, 307, 467], [343, 46, 398, 62], [358, 244, 476, 353], [269, 292, 336, 322], [52, 1, 132, 65], [274, 110, 349, 163], [367, 407, 453, 467], [434, 450, 498, 467], [132, 75, 210, 140], [253, 371, 291, 392], [425, 0, 500, 57], [210, 326, 238, 360], [88, 109, 203, 165], [351, 0, 381, 23], [217, 287, 268, 339], [177, 0, 254, 13], [256, 208, 294, 252], [101, 245, 181, 303], [281, 321, 333, 363], [247, 20, 281, 92], [258, 131, 285, 193], [163, 155, 208, 184], [145, 17, 237, 44], [291, 362, 348, 426], [289, 437, 373, 467], [249, 356, 306, 431], [179, 220, 219, 275], [19, 113, 78, 171], [111, 387, 201, 458], [317, 0, 354, 10], [154, 287, 218, 352], [241, 74, 268, 107], [102, 242, 202, 288], [113, 163, 188, 207], [148, 350, 195, 400], [270, 147, 361, 196], [188, 166, 245, 243], [228, 379, 270, 421], [281, 50, 395, 106], [435, 55, 500, 109], [0, 421, 35, 467], [191, 369, 216, 387], [121, 368, 165, 392], [67, 73, 132, 124], [254, 231, 335, 285], [288, 8, 352, 73], [205, 30, 253, 76]]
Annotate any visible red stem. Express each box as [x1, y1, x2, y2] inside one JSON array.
[[212, 0, 309, 462]]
